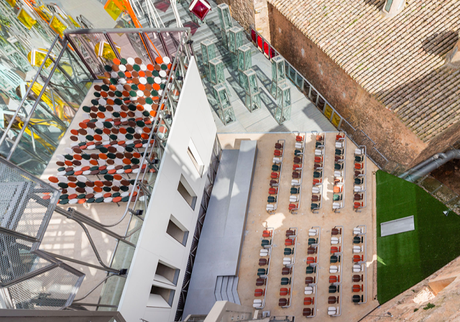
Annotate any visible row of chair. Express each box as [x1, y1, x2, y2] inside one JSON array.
[[332, 133, 346, 212], [328, 226, 343, 316], [303, 227, 319, 317], [254, 228, 273, 309], [352, 226, 366, 304], [280, 228, 296, 308], [354, 148, 366, 211], [311, 134, 325, 212], [289, 134, 304, 213], [267, 140, 284, 213]]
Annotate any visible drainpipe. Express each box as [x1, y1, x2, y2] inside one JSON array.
[[399, 153, 444, 179], [402, 150, 460, 182]]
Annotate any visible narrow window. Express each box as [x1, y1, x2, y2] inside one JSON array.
[[166, 215, 189, 246], [187, 139, 204, 176], [177, 175, 197, 210], [154, 261, 180, 286], [149, 286, 175, 307]]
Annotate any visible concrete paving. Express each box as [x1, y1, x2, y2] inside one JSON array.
[[219, 132, 379, 320]]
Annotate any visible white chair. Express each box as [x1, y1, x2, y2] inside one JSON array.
[[64, 147, 73, 155], [331, 237, 341, 245], [328, 307, 339, 316], [295, 142, 303, 149], [312, 187, 320, 194], [253, 299, 263, 308], [332, 202, 342, 210], [334, 171, 343, 178], [354, 227, 364, 235], [273, 157, 282, 163], [283, 257, 291, 265], [291, 179, 301, 186], [289, 195, 299, 202], [266, 204, 275, 211], [353, 246, 363, 253], [304, 286, 315, 295], [335, 142, 344, 148], [314, 149, 323, 156], [260, 249, 269, 257], [355, 148, 364, 155], [354, 185, 364, 192], [329, 266, 339, 274], [353, 264, 363, 272], [309, 229, 317, 236]]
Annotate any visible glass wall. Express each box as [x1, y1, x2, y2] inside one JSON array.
[[0, 0, 91, 175]]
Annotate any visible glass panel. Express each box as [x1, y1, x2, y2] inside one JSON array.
[[278, 60, 285, 80], [248, 72, 258, 93], [251, 29, 256, 43], [228, 30, 236, 53], [257, 35, 263, 50], [223, 107, 235, 124], [240, 73, 249, 92], [200, 42, 208, 62], [283, 105, 291, 121], [296, 72, 304, 89], [218, 88, 230, 107], [283, 87, 291, 106], [419, 177, 442, 193], [289, 65, 296, 81], [209, 61, 217, 84], [433, 185, 458, 204]]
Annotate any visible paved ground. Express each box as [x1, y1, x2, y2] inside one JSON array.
[[219, 132, 379, 320]]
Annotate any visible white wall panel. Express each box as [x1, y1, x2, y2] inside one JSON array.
[[118, 57, 217, 322]]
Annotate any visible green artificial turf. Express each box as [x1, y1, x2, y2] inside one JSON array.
[[376, 170, 460, 304]]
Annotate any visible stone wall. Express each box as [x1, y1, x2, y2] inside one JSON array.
[[266, 4, 460, 169], [216, 0, 270, 39], [215, 0, 255, 32]]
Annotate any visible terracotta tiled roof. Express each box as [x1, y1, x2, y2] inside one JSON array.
[[268, 0, 460, 142]]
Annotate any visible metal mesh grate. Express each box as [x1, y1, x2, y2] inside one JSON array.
[[0, 233, 52, 285], [7, 266, 80, 309], [0, 158, 59, 240]]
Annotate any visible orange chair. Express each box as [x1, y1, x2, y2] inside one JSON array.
[[352, 285, 363, 292], [316, 135, 323, 141], [333, 186, 343, 193], [329, 275, 340, 283], [353, 255, 364, 262], [330, 246, 341, 254], [289, 203, 298, 211], [307, 257, 316, 264], [285, 238, 294, 246], [296, 136, 303, 142], [304, 297, 314, 305], [355, 163, 364, 170], [274, 150, 281, 156], [254, 288, 265, 297], [262, 230, 272, 238], [314, 156, 323, 163], [280, 287, 290, 296], [271, 172, 279, 179], [354, 202, 364, 209], [269, 187, 278, 195], [313, 178, 322, 185]]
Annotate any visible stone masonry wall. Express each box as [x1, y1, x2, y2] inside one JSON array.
[[215, 0, 255, 32]]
